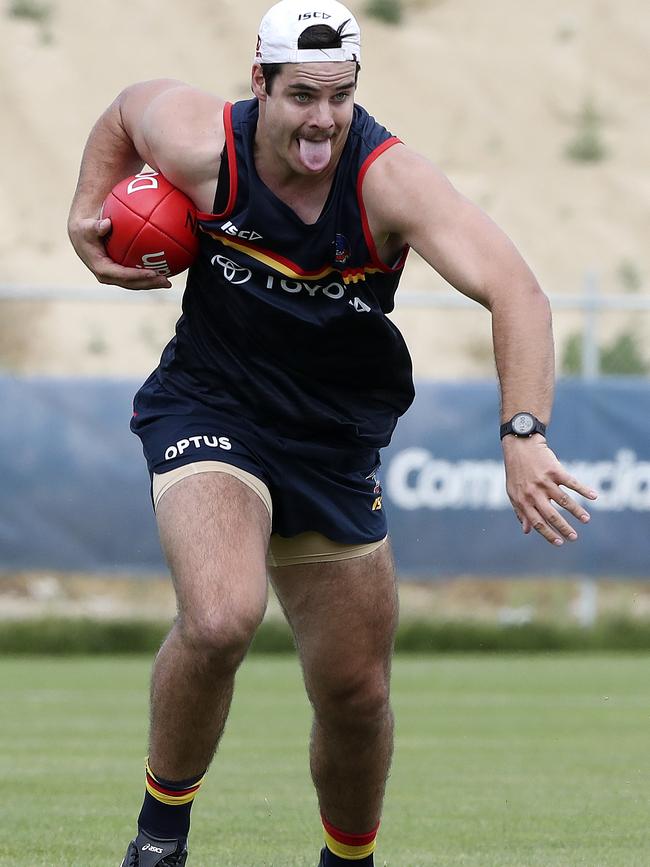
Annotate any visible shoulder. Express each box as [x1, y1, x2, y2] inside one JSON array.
[[143, 82, 227, 130], [349, 103, 395, 150], [360, 142, 462, 237]]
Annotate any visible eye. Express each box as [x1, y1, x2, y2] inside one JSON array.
[[294, 93, 311, 104], [333, 92, 350, 102]]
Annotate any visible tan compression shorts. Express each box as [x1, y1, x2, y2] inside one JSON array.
[[152, 461, 387, 567]]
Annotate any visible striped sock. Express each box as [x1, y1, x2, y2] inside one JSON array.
[[137, 759, 206, 842], [321, 814, 379, 864]]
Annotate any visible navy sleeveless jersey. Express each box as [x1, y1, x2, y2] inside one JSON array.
[[156, 98, 415, 449]]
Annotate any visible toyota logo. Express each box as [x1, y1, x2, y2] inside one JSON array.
[[211, 255, 252, 285]]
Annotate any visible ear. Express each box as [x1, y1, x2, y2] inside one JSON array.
[[251, 64, 267, 101]]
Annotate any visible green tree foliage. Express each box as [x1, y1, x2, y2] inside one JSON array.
[[561, 329, 649, 376], [565, 98, 607, 162], [365, 0, 403, 25]]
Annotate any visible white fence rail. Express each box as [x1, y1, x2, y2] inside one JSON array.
[[2, 274, 649, 380]]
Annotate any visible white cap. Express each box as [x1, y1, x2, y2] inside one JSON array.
[[255, 0, 361, 65]]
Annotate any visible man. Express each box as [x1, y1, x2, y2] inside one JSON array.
[[68, 1, 597, 864]]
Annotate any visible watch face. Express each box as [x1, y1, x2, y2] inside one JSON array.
[[512, 413, 535, 435]]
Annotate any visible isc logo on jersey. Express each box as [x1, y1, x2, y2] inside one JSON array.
[[220, 221, 262, 241]]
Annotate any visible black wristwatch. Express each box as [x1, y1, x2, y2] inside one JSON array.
[[500, 412, 547, 440]]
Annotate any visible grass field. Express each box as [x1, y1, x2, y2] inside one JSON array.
[[1, 654, 649, 867]]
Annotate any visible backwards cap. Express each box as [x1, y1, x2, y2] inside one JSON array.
[[255, 0, 361, 65]]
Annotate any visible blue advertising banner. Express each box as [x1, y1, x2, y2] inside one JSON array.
[[382, 379, 650, 578], [0, 376, 162, 573], [0, 376, 648, 578]]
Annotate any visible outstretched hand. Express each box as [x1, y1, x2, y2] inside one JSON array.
[[502, 436, 598, 546], [67, 216, 172, 291]]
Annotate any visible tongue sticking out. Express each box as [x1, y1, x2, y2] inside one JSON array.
[[297, 138, 332, 172]]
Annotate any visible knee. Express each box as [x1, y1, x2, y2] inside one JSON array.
[[312, 666, 391, 731], [176, 603, 264, 669]]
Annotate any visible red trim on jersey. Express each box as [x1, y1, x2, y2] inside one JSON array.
[[357, 136, 409, 273], [197, 101, 238, 221], [321, 814, 380, 847]]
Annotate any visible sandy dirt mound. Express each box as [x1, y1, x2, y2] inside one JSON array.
[[1, 0, 648, 376]]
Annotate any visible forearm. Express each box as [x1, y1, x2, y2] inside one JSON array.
[[491, 284, 554, 424], [66, 89, 169, 290], [373, 148, 595, 542], [66, 78, 203, 291], [68, 97, 145, 227]]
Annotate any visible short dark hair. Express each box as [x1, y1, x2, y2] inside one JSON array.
[[261, 22, 361, 94]]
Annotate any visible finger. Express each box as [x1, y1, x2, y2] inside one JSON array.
[[124, 279, 173, 291], [96, 217, 112, 237], [103, 272, 172, 290], [519, 504, 567, 546], [521, 489, 581, 542], [555, 472, 598, 501], [513, 508, 528, 533], [94, 255, 173, 290], [75, 217, 111, 244], [96, 270, 172, 290], [529, 510, 567, 546], [539, 503, 578, 541], [514, 510, 532, 535], [549, 485, 592, 525]]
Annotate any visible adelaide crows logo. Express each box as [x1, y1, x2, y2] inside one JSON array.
[[334, 233, 351, 265]]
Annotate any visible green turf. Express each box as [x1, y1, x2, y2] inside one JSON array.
[[0, 654, 648, 866]]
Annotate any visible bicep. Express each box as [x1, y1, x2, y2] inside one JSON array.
[[118, 79, 188, 168], [364, 146, 539, 307], [119, 81, 225, 204]]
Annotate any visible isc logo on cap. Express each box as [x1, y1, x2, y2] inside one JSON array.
[[298, 12, 332, 19]]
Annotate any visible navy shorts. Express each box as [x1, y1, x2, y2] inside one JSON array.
[[130, 374, 387, 544]]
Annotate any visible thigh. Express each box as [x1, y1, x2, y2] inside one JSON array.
[[157, 471, 271, 625], [269, 540, 399, 696]]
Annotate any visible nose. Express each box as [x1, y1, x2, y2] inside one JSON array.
[[309, 99, 335, 132]]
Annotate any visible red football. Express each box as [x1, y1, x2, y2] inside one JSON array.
[[101, 171, 199, 277]]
